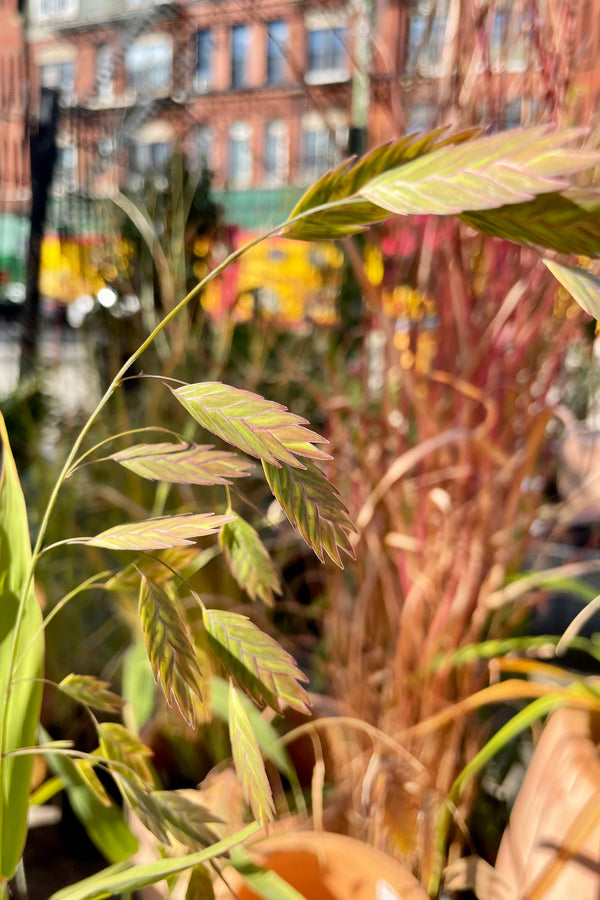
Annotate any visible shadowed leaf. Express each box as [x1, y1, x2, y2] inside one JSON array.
[[125, 782, 220, 849], [186, 865, 215, 900], [58, 674, 125, 714], [202, 608, 310, 715], [263, 460, 355, 567], [360, 127, 599, 216], [172, 382, 330, 469], [543, 260, 600, 320], [152, 790, 222, 848], [228, 682, 275, 825], [462, 188, 600, 256], [220, 517, 281, 606], [98, 722, 156, 789], [109, 442, 253, 485], [84, 513, 234, 551], [139, 575, 207, 726]]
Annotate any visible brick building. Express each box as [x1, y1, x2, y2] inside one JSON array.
[[0, 0, 29, 284], [3, 0, 600, 295]]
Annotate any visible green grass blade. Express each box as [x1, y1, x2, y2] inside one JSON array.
[[0, 411, 44, 881], [49, 821, 261, 900], [428, 693, 565, 897]]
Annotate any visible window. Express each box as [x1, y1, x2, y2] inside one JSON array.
[[53, 143, 78, 195], [31, 0, 76, 21], [405, 1, 448, 78], [130, 140, 172, 174], [192, 124, 214, 171], [489, 7, 528, 73], [306, 27, 348, 84], [125, 33, 172, 94], [264, 120, 288, 185], [195, 29, 213, 92], [266, 20, 288, 85], [40, 60, 76, 101], [96, 43, 113, 102], [227, 122, 252, 188], [231, 24, 250, 88], [301, 115, 348, 181]]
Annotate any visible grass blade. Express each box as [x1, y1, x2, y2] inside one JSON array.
[[0, 412, 44, 880]]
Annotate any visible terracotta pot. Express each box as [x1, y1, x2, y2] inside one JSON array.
[[494, 707, 600, 900], [218, 830, 429, 900]]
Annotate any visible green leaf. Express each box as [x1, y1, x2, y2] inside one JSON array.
[[139, 575, 207, 727], [109, 442, 253, 485], [122, 638, 157, 734], [58, 674, 125, 713], [461, 188, 600, 256], [172, 382, 330, 469], [97, 722, 156, 789], [84, 513, 234, 551], [220, 517, 281, 606], [228, 682, 275, 825], [359, 127, 599, 217], [283, 128, 479, 240], [40, 727, 138, 864], [543, 259, 600, 320], [0, 411, 44, 880], [202, 608, 310, 715], [263, 460, 355, 567], [49, 821, 262, 900]]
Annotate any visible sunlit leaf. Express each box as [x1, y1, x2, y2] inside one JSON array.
[[172, 382, 330, 469], [83, 513, 234, 551], [49, 821, 262, 900], [462, 188, 600, 256], [139, 575, 207, 727], [263, 460, 355, 567], [109, 442, 253, 485], [75, 755, 111, 807], [97, 722, 156, 789], [220, 517, 281, 606], [58, 674, 125, 714], [360, 127, 599, 216], [202, 608, 310, 715], [0, 411, 44, 880], [543, 259, 600, 320], [283, 128, 479, 240], [228, 682, 275, 825]]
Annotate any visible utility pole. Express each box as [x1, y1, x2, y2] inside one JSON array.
[[20, 86, 59, 379]]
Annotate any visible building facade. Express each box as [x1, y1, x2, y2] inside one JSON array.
[[3, 0, 600, 299]]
